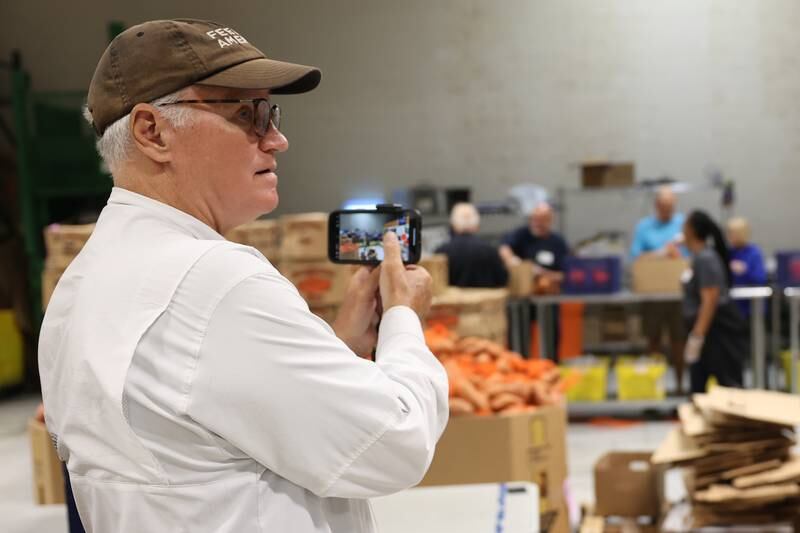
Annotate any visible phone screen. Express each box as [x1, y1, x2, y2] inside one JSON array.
[[334, 212, 415, 262]]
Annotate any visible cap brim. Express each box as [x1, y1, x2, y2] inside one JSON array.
[[197, 58, 321, 94]]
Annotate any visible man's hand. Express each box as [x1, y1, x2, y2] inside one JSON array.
[[663, 242, 682, 259], [332, 267, 381, 358], [380, 231, 432, 320]]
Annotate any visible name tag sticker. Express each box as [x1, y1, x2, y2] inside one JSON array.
[[536, 250, 555, 266]]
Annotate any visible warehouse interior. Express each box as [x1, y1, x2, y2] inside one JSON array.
[[1, 1, 800, 532]]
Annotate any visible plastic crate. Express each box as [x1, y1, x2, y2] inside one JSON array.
[[616, 356, 666, 401], [780, 350, 800, 391], [559, 357, 609, 402], [776, 251, 800, 287], [562, 256, 621, 295]]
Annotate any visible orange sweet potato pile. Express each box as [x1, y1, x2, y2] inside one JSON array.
[[424, 324, 572, 417]]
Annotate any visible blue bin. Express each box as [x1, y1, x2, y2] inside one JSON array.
[[562, 256, 622, 294], [777, 251, 800, 287]]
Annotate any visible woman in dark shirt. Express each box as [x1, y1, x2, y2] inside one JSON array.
[[682, 211, 747, 393]]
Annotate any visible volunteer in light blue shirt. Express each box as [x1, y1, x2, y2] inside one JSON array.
[[629, 186, 688, 394], [630, 187, 685, 259]]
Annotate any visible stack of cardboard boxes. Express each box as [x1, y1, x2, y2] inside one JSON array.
[[224, 219, 281, 263], [426, 287, 509, 346], [277, 213, 352, 323], [42, 223, 94, 307], [420, 405, 570, 533], [652, 387, 800, 529]]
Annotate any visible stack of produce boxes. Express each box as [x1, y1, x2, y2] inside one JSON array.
[[426, 287, 508, 347], [277, 213, 352, 324], [42, 223, 94, 308], [422, 325, 571, 533]]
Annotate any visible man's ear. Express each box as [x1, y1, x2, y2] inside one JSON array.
[[130, 103, 172, 164]]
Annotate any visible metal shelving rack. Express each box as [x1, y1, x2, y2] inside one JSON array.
[[9, 52, 112, 330]]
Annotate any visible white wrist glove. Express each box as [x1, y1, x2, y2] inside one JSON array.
[[684, 334, 704, 364]]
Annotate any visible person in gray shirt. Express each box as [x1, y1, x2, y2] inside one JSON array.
[[682, 210, 746, 393]]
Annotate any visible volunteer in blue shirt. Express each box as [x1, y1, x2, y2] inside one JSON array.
[[499, 202, 568, 283], [726, 217, 767, 318], [630, 186, 687, 394], [500, 203, 568, 359]]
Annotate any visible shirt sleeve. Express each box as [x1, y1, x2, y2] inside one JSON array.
[[552, 235, 569, 272], [746, 246, 767, 285], [695, 252, 727, 290], [630, 220, 645, 259], [502, 227, 525, 258], [185, 272, 449, 499]]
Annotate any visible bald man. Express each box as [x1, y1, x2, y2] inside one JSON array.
[[630, 187, 684, 260], [630, 186, 687, 393], [499, 203, 568, 280]]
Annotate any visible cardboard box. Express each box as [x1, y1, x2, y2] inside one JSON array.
[[43, 223, 94, 269], [280, 213, 328, 260], [279, 260, 352, 306], [631, 258, 688, 294], [309, 304, 339, 325], [427, 287, 508, 344], [41, 263, 66, 309], [418, 254, 448, 296], [580, 162, 635, 188], [594, 452, 662, 518], [420, 405, 569, 533], [28, 419, 65, 505], [507, 260, 534, 297], [225, 219, 281, 262]]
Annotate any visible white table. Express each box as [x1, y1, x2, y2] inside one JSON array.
[[371, 482, 539, 533]]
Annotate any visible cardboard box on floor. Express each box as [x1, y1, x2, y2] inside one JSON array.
[[631, 258, 687, 294], [594, 452, 665, 519], [419, 405, 569, 533], [29, 419, 65, 505], [279, 213, 328, 261]]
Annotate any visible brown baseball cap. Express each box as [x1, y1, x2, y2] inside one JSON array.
[[87, 18, 321, 135]]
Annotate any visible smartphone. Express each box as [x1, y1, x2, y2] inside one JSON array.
[[328, 205, 422, 265]]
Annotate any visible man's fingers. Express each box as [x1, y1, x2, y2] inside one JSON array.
[[382, 231, 403, 269]]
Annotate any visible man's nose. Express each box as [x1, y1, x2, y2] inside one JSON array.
[[259, 125, 289, 153]]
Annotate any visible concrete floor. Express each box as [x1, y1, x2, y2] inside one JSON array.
[[1, 393, 678, 533]]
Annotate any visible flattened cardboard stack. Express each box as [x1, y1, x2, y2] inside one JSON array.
[[426, 287, 509, 346], [652, 387, 800, 529], [42, 223, 94, 308]]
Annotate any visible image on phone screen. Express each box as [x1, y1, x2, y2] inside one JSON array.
[[337, 213, 412, 262]]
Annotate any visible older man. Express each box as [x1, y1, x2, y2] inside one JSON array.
[[499, 202, 568, 285], [435, 203, 507, 288], [630, 186, 686, 393], [38, 19, 448, 533]]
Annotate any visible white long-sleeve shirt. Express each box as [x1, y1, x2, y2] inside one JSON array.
[[38, 187, 449, 532]]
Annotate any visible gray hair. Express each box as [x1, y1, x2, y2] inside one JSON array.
[[450, 203, 480, 234], [83, 88, 196, 173]]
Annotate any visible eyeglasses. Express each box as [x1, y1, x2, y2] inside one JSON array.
[[157, 98, 281, 137]]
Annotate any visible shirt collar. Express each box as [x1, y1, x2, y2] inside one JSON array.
[[108, 187, 225, 241]]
